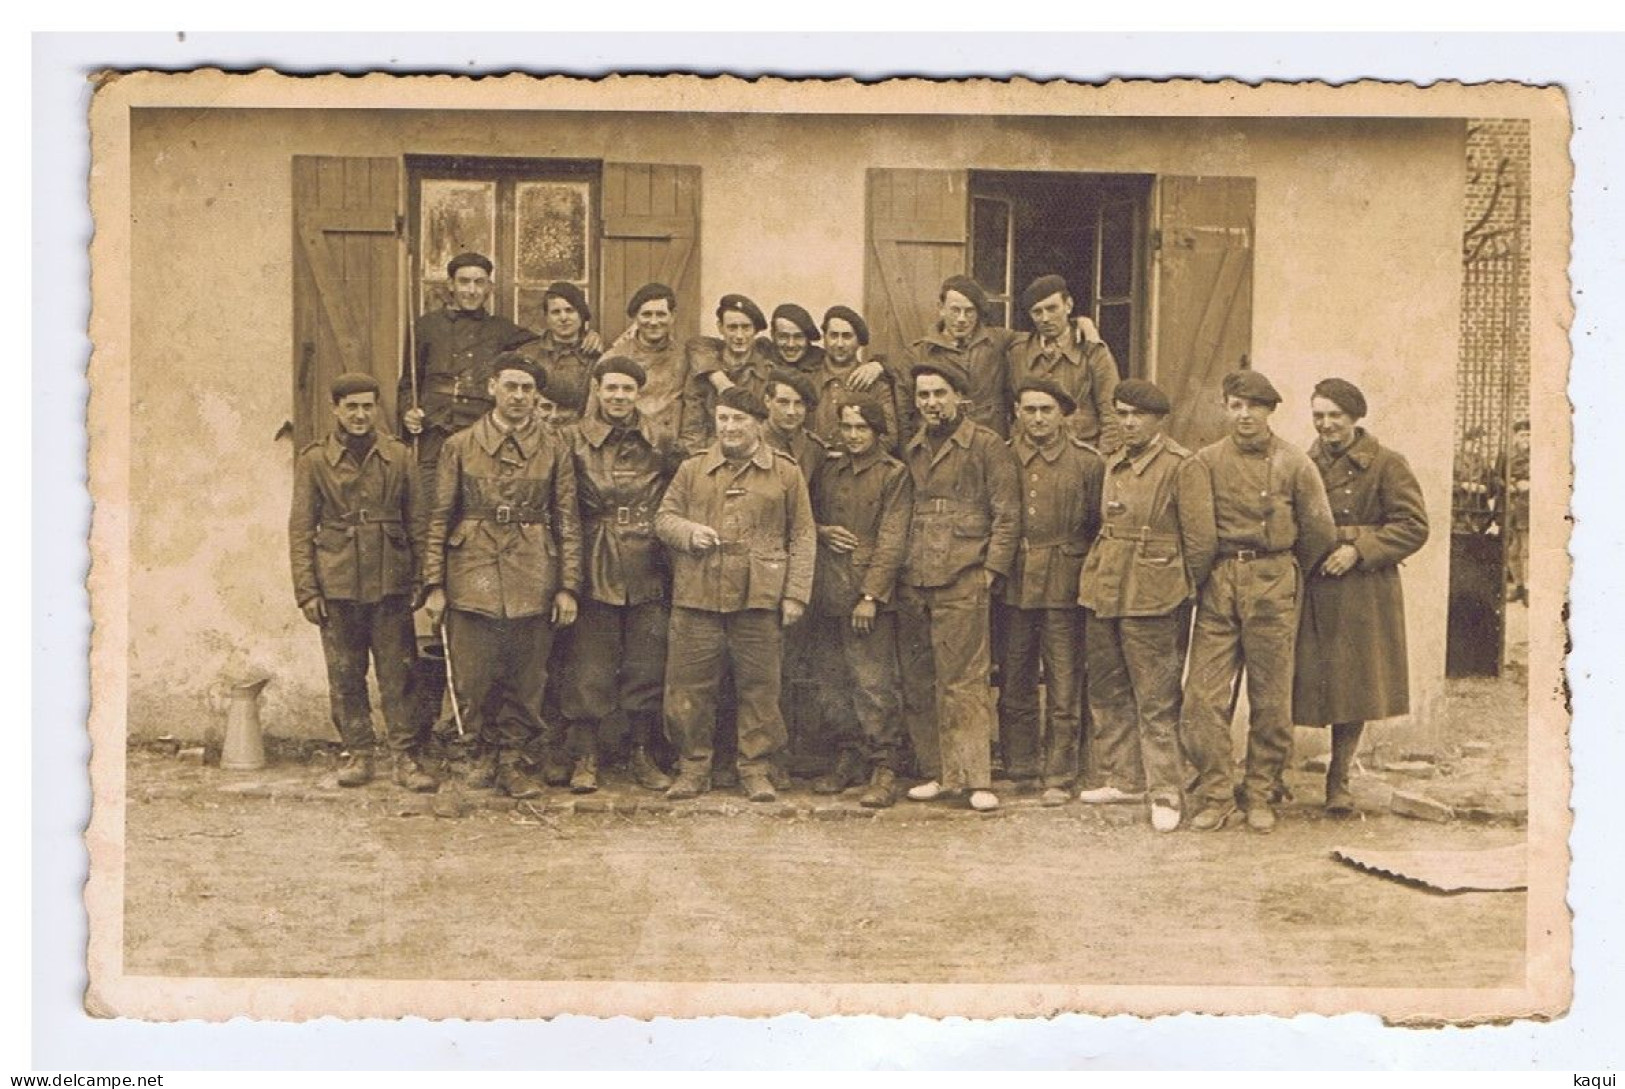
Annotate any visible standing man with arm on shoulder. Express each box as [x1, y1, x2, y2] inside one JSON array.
[[1077, 379, 1215, 832], [807, 306, 900, 448], [611, 282, 691, 449], [898, 358, 1022, 812], [1179, 370, 1337, 834], [529, 281, 602, 428], [290, 372, 437, 792], [1005, 274, 1123, 454], [680, 294, 777, 454]]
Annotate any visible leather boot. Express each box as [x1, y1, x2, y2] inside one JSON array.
[[814, 748, 866, 795], [570, 752, 599, 794], [337, 751, 375, 787], [465, 747, 499, 790], [393, 751, 440, 793], [496, 751, 544, 799], [629, 746, 673, 791], [858, 766, 898, 809], [1325, 721, 1364, 814]]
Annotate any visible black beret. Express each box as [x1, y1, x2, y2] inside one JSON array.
[[329, 371, 380, 401], [1312, 377, 1367, 419], [542, 281, 591, 324], [1222, 369, 1282, 407], [848, 397, 891, 436], [939, 275, 989, 316], [490, 351, 547, 390], [1014, 376, 1077, 416], [626, 282, 677, 318], [910, 358, 972, 396], [1020, 274, 1072, 313], [822, 305, 871, 346], [766, 368, 819, 410], [716, 294, 767, 332], [715, 385, 768, 421], [446, 252, 493, 277], [592, 355, 647, 388], [1113, 378, 1172, 416], [771, 303, 821, 342]]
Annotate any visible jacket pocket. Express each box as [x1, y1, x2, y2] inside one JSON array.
[[316, 524, 350, 552], [749, 548, 790, 601], [952, 513, 991, 538]]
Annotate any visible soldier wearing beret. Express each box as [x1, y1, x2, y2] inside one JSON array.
[[996, 378, 1105, 805], [680, 294, 779, 454], [1006, 274, 1123, 454], [899, 357, 1023, 812], [400, 252, 541, 508], [1179, 370, 1337, 833], [609, 282, 691, 449], [807, 305, 901, 449], [1077, 379, 1215, 832], [420, 355, 584, 799], [290, 372, 436, 792], [764, 303, 826, 374], [809, 400, 914, 807], [1292, 378, 1428, 814], [529, 281, 602, 427], [655, 386, 818, 803], [556, 355, 687, 794]]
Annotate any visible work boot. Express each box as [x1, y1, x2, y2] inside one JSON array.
[[541, 751, 573, 788], [813, 748, 866, 795], [1245, 800, 1277, 834], [769, 759, 794, 791], [858, 766, 898, 809], [628, 746, 673, 792], [740, 766, 777, 803], [495, 753, 544, 800], [465, 747, 499, 790], [665, 767, 710, 801], [337, 751, 375, 787], [1188, 800, 1238, 832], [1325, 721, 1365, 815], [393, 752, 439, 793], [570, 753, 599, 794]]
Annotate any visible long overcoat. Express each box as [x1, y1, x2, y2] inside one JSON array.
[[1292, 430, 1429, 725]]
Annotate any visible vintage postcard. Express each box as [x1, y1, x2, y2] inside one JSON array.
[[84, 70, 1572, 1025]]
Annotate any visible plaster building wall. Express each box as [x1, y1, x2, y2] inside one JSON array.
[[126, 109, 1464, 747]]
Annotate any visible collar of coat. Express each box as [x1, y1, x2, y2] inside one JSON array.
[[838, 444, 889, 474], [1311, 428, 1376, 472], [322, 430, 397, 467], [444, 306, 490, 322], [907, 414, 977, 455], [1108, 433, 1170, 476], [472, 413, 544, 458], [699, 440, 777, 474], [919, 324, 994, 353], [580, 408, 655, 449], [1014, 431, 1067, 464]]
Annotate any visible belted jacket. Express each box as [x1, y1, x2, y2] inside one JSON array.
[[424, 414, 583, 619], [1192, 432, 1338, 575], [1005, 324, 1123, 453], [656, 441, 817, 613], [810, 445, 913, 616], [563, 410, 685, 607], [901, 416, 1023, 589], [289, 432, 421, 607], [1077, 434, 1216, 618], [1003, 434, 1105, 609], [400, 307, 539, 435]]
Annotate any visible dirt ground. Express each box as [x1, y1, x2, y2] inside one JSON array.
[[122, 669, 1529, 987]]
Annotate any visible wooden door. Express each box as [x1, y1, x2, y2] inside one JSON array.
[[599, 163, 703, 343], [864, 168, 970, 367]]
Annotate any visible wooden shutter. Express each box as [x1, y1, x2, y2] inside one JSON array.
[[1152, 176, 1255, 451], [864, 169, 969, 367], [599, 163, 702, 342], [291, 156, 402, 447]]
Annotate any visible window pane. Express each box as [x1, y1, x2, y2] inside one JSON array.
[[971, 197, 1010, 295], [421, 180, 497, 285], [1100, 201, 1136, 300], [516, 286, 550, 335], [1099, 303, 1133, 377], [516, 181, 590, 284]]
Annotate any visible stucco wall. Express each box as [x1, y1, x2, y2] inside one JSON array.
[[127, 108, 1463, 746]]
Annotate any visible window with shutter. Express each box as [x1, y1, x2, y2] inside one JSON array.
[[598, 163, 703, 343]]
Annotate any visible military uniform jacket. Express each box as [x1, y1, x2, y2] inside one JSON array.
[[806, 355, 900, 449], [564, 410, 685, 608], [1004, 434, 1106, 610], [656, 441, 817, 612], [1192, 432, 1338, 574], [762, 337, 826, 374], [680, 338, 777, 453], [289, 432, 421, 607], [1077, 434, 1216, 617], [424, 414, 584, 620], [902, 416, 1023, 589], [616, 335, 690, 450], [764, 424, 833, 490], [401, 307, 539, 434], [811, 446, 914, 617], [529, 332, 601, 423], [902, 325, 1023, 439], [1005, 327, 1124, 454]]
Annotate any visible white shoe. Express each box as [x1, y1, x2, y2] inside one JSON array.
[[907, 780, 943, 801], [969, 790, 1000, 812], [1077, 785, 1149, 805], [1150, 803, 1182, 833]]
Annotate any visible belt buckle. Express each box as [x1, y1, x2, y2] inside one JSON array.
[[495, 504, 512, 525], [616, 506, 631, 526], [932, 498, 947, 514], [355, 508, 369, 524], [1235, 548, 1258, 562]]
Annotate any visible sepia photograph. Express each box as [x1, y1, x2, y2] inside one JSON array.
[[80, 68, 1572, 1028]]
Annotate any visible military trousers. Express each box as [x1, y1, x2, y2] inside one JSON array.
[[1086, 604, 1191, 807], [318, 596, 420, 753], [823, 610, 907, 772], [663, 607, 787, 776], [443, 608, 557, 753], [997, 605, 1086, 789], [1180, 553, 1302, 807], [898, 569, 995, 791], [561, 598, 670, 750]]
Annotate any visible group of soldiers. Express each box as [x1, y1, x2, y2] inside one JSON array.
[[289, 252, 1430, 833]]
